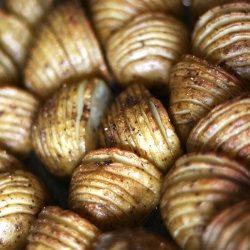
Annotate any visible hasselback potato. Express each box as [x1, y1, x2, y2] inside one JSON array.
[[26, 206, 101, 249], [0, 85, 40, 159], [87, 0, 184, 46], [99, 84, 183, 174], [106, 12, 191, 96], [169, 54, 245, 147], [0, 169, 51, 250], [32, 78, 112, 179], [160, 151, 250, 250], [202, 200, 250, 250], [192, 2, 250, 89], [187, 92, 250, 167], [68, 148, 163, 231], [24, 0, 111, 100]]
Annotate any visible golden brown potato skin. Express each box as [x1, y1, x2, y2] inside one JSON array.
[[24, 1, 111, 100], [88, 0, 185, 46], [0, 169, 51, 250], [202, 200, 250, 250], [192, 2, 250, 89], [3, 0, 55, 28], [186, 92, 250, 167], [0, 86, 40, 159], [26, 206, 101, 250], [106, 12, 190, 96], [32, 78, 112, 179], [68, 148, 163, 231], [168, 54, 245, 148], [99, 85, 183, 174], [160, 151, 250, 250]]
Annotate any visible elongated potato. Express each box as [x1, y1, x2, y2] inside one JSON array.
[[160, 152, 250, 250], [32, 78, 112, 179], [24, 0, 111, 100], [68, 148, 163, 231]]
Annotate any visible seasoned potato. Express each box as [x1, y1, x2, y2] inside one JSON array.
[[168, 54, 245, 147], [24, 0, 112, 100], [160, 152, 250, 250], [26, 206, 101, 250], [0, 169, 51, 250], [106, 12, 190, 96], [32, 78, 112, 179], [99, 84, 183, 174], [68, 148, 163, 231]]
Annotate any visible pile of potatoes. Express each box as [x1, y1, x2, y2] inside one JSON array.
[[1, 0, 250, 249]]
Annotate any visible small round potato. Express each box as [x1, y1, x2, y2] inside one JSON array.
[[68, 148, 163, 231], [26, 206, 101, 250]]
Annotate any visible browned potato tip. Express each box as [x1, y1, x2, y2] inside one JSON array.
[[186, 92, 250, 168], [68, 148, 163, 231], [92, 227, 181, 250], [26, 206, 101, 250], [202, 200, 250, 250], [0, 85, 40, 159], [0, 169, 51, 250], [169, 54, 245, 148], [3, 0, 55, 28], [88, 0, 185, 46], [32, 78, 112, 179], [192, 2, 250, 89], [160, 151, 250, 250], [99, 84, 183, 174], [106, 12, 191, 96], [24, 0, 112, 100]]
